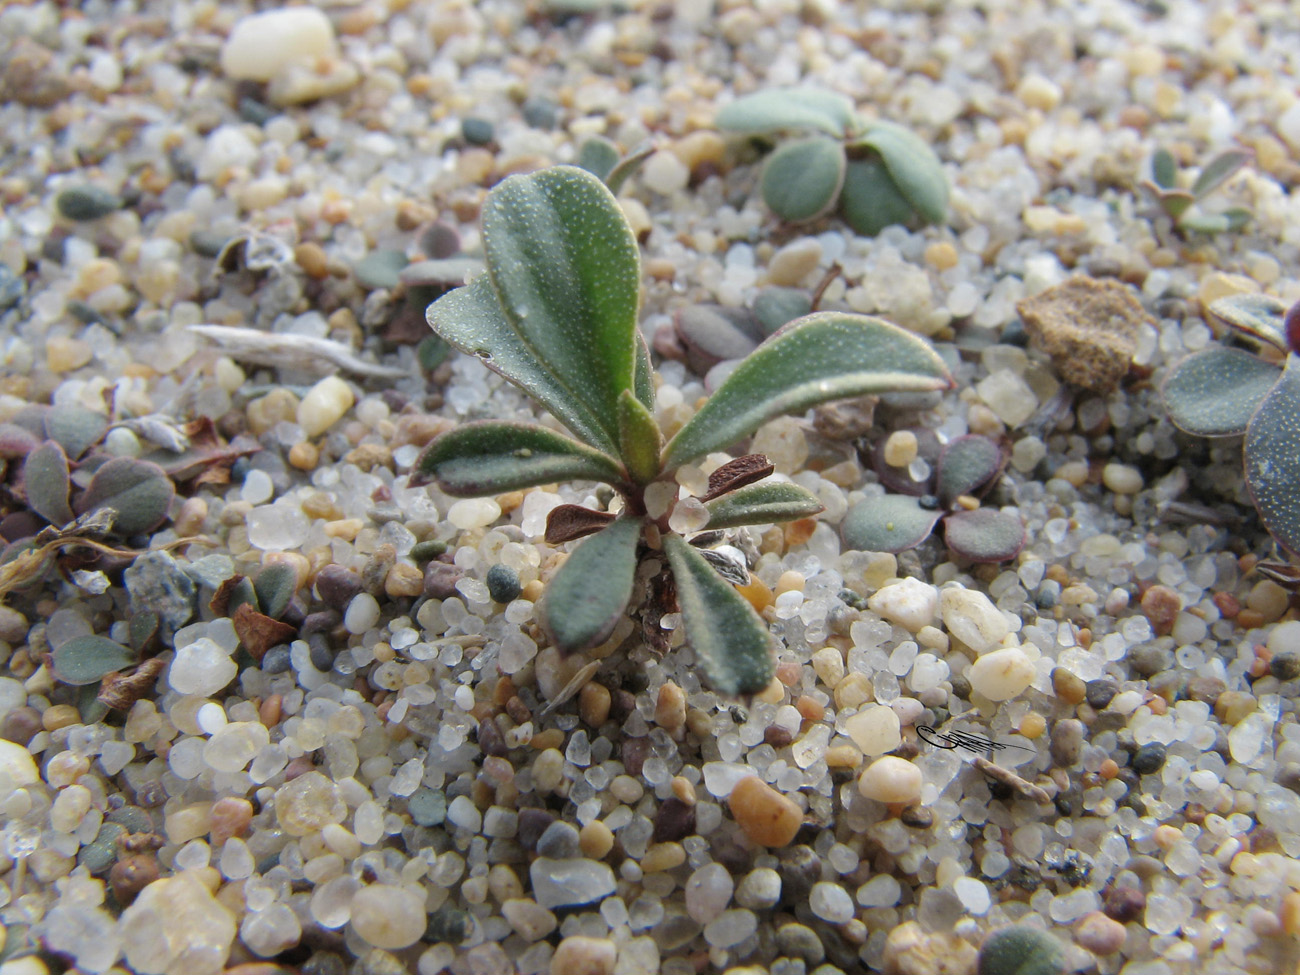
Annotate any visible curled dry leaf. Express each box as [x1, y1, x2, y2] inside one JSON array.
[[545, 504, 616, 544], [98, 658, 166, 710], [231, 602, 298, 661]]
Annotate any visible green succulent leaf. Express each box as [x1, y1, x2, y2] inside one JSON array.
[[760, 137, 846, 223], [854, 122, 949, 225], [703, 481, 825, 529], [617, 390, 663, 485], [633, 331, 656, 411], [44, 405, 108, 459], [1207, 293, 1289, 350], [754, 288, 813, 336], [605, 143, 655, 196], [427, 275, 615, 451], [662, 533, 774, 696], [935, 436, 1005, 508], [663, 312, 952, 469], [1220, 206, 1253, 231], [977, 925, 1065, 975], [539, 517, 642, 652], [1244, 361, 1300, 556], [414, 421, 625, 496], [577, 136, 621, 182], [841, 494, 942, 553], [1162, 347, 1279, 437], [943, 508, 1026, 563], [1151, 148, 1178, 190], [839, 158, 918, 236], [1190, 147, 1252, 199], [22, 441, 74, 526], [715, 87, 856, 138], [76, 458, 175, 537], [52, 634, 138, 686], [254, 563, 298, 621]]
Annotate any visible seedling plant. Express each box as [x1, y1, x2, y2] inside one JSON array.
[[1140, 146, 1253, 235], [415, 165, 953, 695]]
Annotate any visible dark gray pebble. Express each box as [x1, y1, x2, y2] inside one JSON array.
[[56, 184, 123, 221], [261, 644, 292, 674], [1130, 742, 1167, 775], [485, 563, 521, 603], [535, 820, 581, 859], [1085, 678, 1118, 710]]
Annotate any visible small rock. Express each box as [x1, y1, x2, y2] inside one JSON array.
[[735, 867, 782, 910], [536, 821, 581, 859], [1101, 884, 1145, 923], [1051, 668, 1086, 704], [1271, 651, 1300, 682], [315, 564, 363, 610], [1084, 678, 1118, 710], [766, 238, 822, 287], [1075, 911, 1126, 955], [503, 898, 557, 941], [1, 38, 71, 108], [858, 756, 923, 804], [1, 706, 42, 746], [461, 117, 495, 146], [0, 737, 40, 786], [640, 150, 690, 195], [221, 7, 338, 83], [274, 771, 346, 835], [350, 884, 427, 949], [119, 872, 237, 973], [868, 577, 939, 633], [940, 586, 1011, 653], [1050, 719, 1085, 767], [882, 920, 978, 975], [209, 796, 254, 846], [777, 922, 825, 964], [529, 858, 616, 909], [424, 561, 463, 600], [967, 645, 1036, 701], [124, 551, 196, 637], [1131, 742, 1167, 775], [653, 797, 697, 842], [56, 184, 123, 222], [843, 704, 901, 757], [551, 936, 617, 975], [486, 563, 522, 603], [408, 788, 447, 827], [729, 775, 803, 847], [297, 376, 354, 438], [1016, 276, 1149, 393], [0, 605, 29, 643]]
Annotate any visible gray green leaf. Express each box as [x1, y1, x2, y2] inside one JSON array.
[[482, 166, 641, 443], [1244, 362, 1300, 556], [52, 634, 137, 685], [977, 925, 1065, 975], [1190, 148, 1252, 199], [1162, 347, 1278, 437], [1151, 148, 1178, 190], [855, 121, 949, 224], [254, 563, 298, 621], [44, 405, 108, 459], [577, 137, 621, 182], [703, 482, 825, 529], [839, 157, 918, 236], [76, 458, 175, 536], [841, 494, 942, 553], [616, 390, 662, 486], [604, 143, 655, 196], [662, 533, 774, 696], [943, 508, 1026, 563], [936, 436, 1005, 507], [760, 137, 846, 223], [414, 421, 625, 496], [539, 517, 642, 652], [23, 440, 73, 526], [1207, 293, 1289, 350], [715, 87, 856, 138], [754, 288, 813, 336], [663, 312, 952, 469], [633, 331, 655, 411]]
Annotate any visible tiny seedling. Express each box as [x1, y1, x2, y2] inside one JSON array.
[[576, 137, 655, 196], [841, 431, 1025, 562], [977, 925, 1065, 975], [1162, 292, 1300, 555], [415, 165, 953, 695], [1140, 146, 1253, 235], [715, 87, 949, 236]]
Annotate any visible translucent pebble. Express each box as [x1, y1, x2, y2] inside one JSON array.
[[169, 636, 237, 696], [1049, 888, 1099, 924], [857, 873, 901, 907], [456, 576, 491, 605], [219, 837, 255, 880], [246, 503, 309, 550], [685, 863, 733, 924], [448, 498, 501, 530], [168, 736, 208, 779], [390, 757, 423, 797], [196, 702, 228, 735], [174, 839, 211, 871], [668, 497, 709, 534], [240, 469, 274, 504], [355, 800, 384, 845], [204, 721, 270, 773], [312, 874, 363, 928], [241, 903, 302, 958], [810, 882, 855, 923], [447, 795, 483, 831], [703, 909, 758, 948], [953, 876, 990, 915], [344, 593, 381, 634], [521, 491, 563, 538], [50, 784, 92, 832]]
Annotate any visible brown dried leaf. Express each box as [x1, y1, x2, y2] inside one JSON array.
[[700, 454, 775, 502], [231, 602, 297, 661], [97, 658, 166, 710], [544, 504, 617, 544]]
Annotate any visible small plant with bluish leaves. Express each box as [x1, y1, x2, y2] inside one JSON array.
[[715, 87, 949, 236], [841, 430, 1025, 562], [414, 165, 953, 695], [1140, 145, 1253, 235], [576, 137, 655, 196], [1162, 292, 1300, 555], [977, 925, 1065, 975]]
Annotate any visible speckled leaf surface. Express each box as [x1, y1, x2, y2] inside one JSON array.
[[855, 122, 949, 224], [703, 482, 824, 529], [760, 137, 845, 223], [936, 436, 1005, 507], [839, 158, 917, 236], [663, 312, 952, 469], [634, 331, 655, 411], [1244, 361, 1300, 556], [483, 167, 640, 443], [662, 533, 774, 696], [22, 440, 73, 526], [414, 421, 624, 497], [540, 517, 642, 653], [616, 390, 662, 485], [1162, 347, 1278, 437], [76, 458, 174, 536], [715, 87, 855, 138], [1190, 148, 1252, 199], [841, 494, 942, 553], [977, 925, 1065, 975], [944, 508, 1026, 563], [52, 635, 137, 685], [1207, 293, 1289, 351]]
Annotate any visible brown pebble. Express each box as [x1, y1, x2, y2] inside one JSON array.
[[1102, 884, 1146, 923], [109, 853, 159, 905], [384, 562, 424, 598], [209, 797, 254, 846], [764, 725, 795, 748], [900, 804, 933, 828], [1052, 668, 1087, 705], [295, 242, 330, 278], [579, 682, 611, 727], [505, 696, 531, 725], [1016, 276, 1148, 392], [1075, 911, 1127, 955], [652, 797, 697, 843], [655, 682, 686, 734], [728, 775, 803, 847], [424, 561, 463, 600], [258, 695, 282, 728], [1213, 591, 1240, 619], [1140, 584, 1181, 635], [1, 705, 43, 745]]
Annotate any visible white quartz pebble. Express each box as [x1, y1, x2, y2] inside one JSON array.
[[967, 646, 1036, 701], [868, 577, 938, 632], [221, 8, 337, 83]]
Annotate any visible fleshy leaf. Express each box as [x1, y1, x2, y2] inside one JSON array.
[[539, 517, 642, 652], [754, 288, 813, 336], [715, 87, 855, 138], [662, 533, 774, 696], [1244, 361, 1300, 556], [663, 312, 952, 470], [44, 405, 108, 459], [703, 482, 825, 529], [605, 143, 655, 196], [1161, 347, 1278, 437], [935, 435, 1006, 508], [1190, 147, 1252, 199], [22, 441, 74, 526], [616, 389, 662, 485], [1207, 293, 1289, 350], [943, 508, 1026, 563], [839, 157, 918, 236], [481, 166, 640, 444], [760, 138, 846, 223], [855, 122, 948, 225], [841, 494, 942, 553], [977, 925, 1064, 975], [634, 331, 655, 411], [52, 634, 138, 686], [75, 458, 174, 536], [428, 276, 615, 452], [254, 562, 298, 621], [414, 421, 625, 496], [1152, 148, 1177, 189], [577, 137, 620, 182]]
